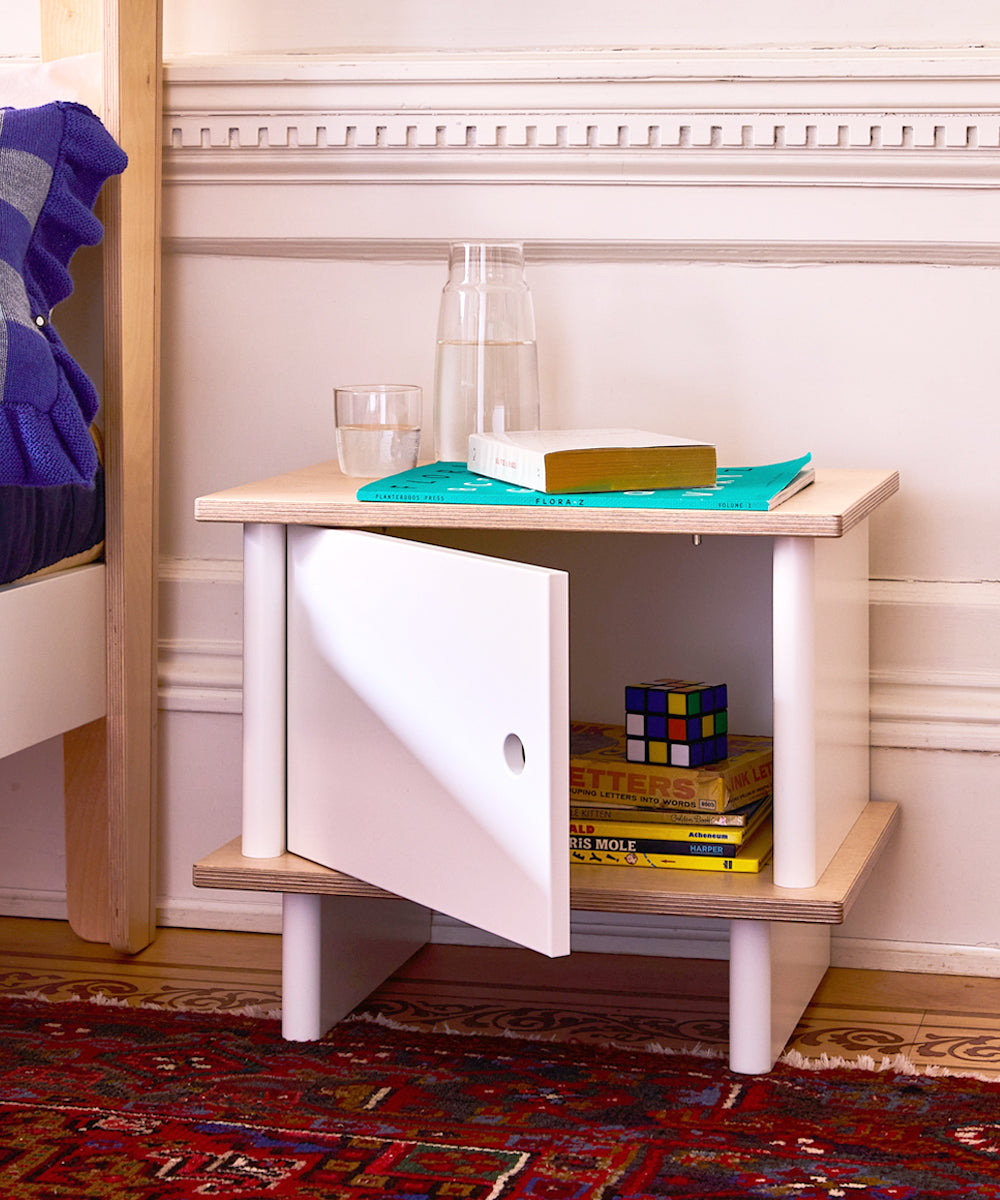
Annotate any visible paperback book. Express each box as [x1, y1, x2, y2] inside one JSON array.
[[571, 832, 752, 859], [571, 817, 774, 873], [570, 722, 774, 813], [568, 794, 768, 828], [570, 796, 772, 847], [467, 428, 717, 494], [357, 454, 814, 512]]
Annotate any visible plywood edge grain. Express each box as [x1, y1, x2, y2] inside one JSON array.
[[193, 839, 400, 899], [195, 466, 900, 539], [570, 801, 900, 923], [194, 801, 900, 925]]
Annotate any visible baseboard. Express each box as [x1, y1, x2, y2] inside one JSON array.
[[158, 895, 282, 934], [8, 887, 1000, 979], [0, 890, 68, 922], [831, 937, 1000, 978], [430, 917, 1000, 977], [430, 912, 731, 959]]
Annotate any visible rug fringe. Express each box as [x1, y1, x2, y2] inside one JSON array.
[[779, 1047, 1000, 1084], [5, 992, 997, 1083], [1, 989, 281, 1021], [345, 1010, 727, 1062]]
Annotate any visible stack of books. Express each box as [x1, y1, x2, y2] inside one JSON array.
[[568, 721, 774, 873]]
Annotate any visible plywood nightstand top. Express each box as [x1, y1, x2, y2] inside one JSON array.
[[196, 462, 898, 538]]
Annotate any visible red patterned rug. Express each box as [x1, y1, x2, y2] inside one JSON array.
[[1, 994, 999, 1198]]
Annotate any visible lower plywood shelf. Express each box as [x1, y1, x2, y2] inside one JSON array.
[[194, 800, 898, 926], [193, 801, 898, 1071]]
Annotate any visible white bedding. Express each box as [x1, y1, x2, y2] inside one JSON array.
[[0, 52, 101, 109]]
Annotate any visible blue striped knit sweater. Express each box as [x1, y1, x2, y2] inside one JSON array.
[[0, 101, 126, 486]]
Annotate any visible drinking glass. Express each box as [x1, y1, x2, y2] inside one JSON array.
[[334, 384, 422, 478]]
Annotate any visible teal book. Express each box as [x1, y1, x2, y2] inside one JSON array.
[[357, 453, 814, 511]]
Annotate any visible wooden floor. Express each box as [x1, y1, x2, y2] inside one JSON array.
[[2, 917, 1000, 1077]]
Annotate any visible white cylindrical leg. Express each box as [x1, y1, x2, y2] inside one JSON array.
[[281, 892, 324, 1041], [730, 918, 831, 1075], [728, 919, 775, 1075], [279, 890, 433, 1043], [242, 522, 287, 857], [772, 536, 816, 888]]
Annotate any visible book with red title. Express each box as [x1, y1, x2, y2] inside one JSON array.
[[570, 721, 773, 814]]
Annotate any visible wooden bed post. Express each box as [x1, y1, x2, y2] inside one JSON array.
[[42, 0, 162, 953]]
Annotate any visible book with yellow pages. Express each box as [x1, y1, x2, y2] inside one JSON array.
[[570, 817, 773, 873], [570, 797, 771, 848], [467, 428, 717, 494], [568, 794, 767, 828]]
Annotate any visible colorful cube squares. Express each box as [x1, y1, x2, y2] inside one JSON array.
[[623, 678, 729, 767], [646, 713, 667, 739], [625, 678, 726, 716], [626, 737, 646, 762]]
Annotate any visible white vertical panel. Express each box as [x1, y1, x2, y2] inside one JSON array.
[[287, 527, 570, 957], [814, 525, 871, 873], [729, 919, 830, 1074], [281, 891, 431, 1041], [773, 528, 871, 887], [241, 523, 287, 857]]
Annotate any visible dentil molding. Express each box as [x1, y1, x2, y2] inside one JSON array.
[[161, 54, 1000, 261], [163, 53, 1000, 186]]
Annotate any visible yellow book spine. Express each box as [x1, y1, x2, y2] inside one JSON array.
[[569, 723, 774, 814], [570, 844, 772, 872], [571, 822, 773, 873], [569, 807, 769, 845]]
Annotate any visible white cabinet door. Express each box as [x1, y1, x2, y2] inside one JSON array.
[[286, 527, 570, 957]]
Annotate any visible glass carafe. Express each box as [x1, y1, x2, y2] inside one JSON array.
[[433, 241, 540, 462]]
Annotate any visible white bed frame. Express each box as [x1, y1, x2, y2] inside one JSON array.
[[0, 0, 161, 954]]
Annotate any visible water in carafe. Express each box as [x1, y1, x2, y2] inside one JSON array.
[[433, 242, 541, 462]]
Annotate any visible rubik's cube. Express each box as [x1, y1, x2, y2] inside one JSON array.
[[624, 678, 728, 767]]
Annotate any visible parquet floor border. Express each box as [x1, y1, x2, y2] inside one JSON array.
[[2, 918, 999, 1077]]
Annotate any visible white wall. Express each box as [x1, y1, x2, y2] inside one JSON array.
[[2, 2, 998, 974], [0, 4, 40, 56], [159, 0, 1000, 54]]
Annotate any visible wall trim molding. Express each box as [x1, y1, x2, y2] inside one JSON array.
[[6, 887, 997, 977], [162, 55, 1000, 194], [870, 669, 1000, 752], [426, 914, 1000, 976], [159, 634, 1000, 750], [158, 559, 999, 752], [160, 57, 1000, 252], [0, 889, 68, 923], [163, 236, 1000, 269], [431, 911, 730, 959], [870, 577, 1000, 752], [832, 937, 1000, 978], [159, 638, 243, 714]]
